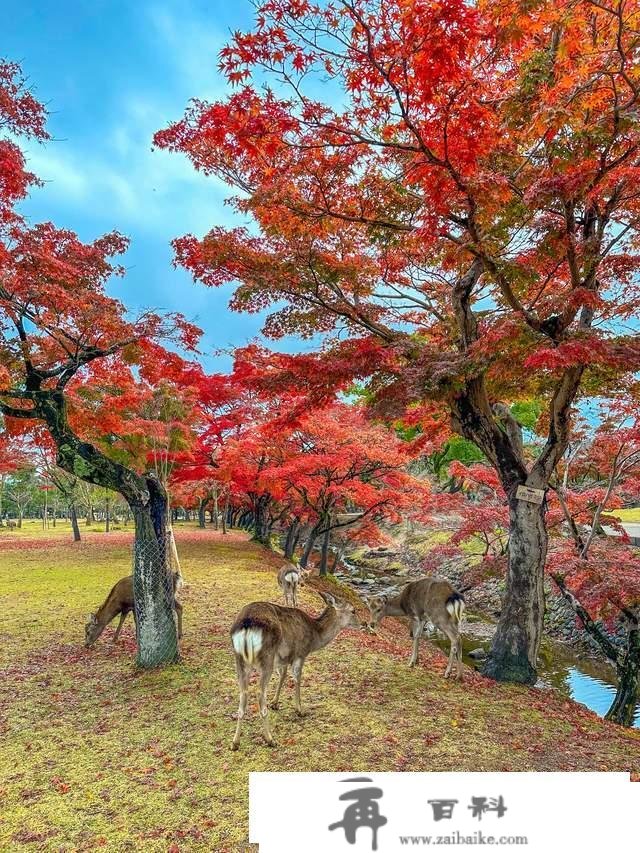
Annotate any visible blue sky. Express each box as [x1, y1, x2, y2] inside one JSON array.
[[4, 0, 291, 370]]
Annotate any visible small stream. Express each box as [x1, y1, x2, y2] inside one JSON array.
[[454, 617, 639, 728], [339, 562, 639, 727]]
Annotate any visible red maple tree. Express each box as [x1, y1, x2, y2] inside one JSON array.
[[0, 60, 200, 667], [157, 0, 640, 683]]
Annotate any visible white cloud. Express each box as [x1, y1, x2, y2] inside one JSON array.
[[22, 84, 233, 237], [26, 147, 89, 202], [146, 2, 225, 96], [18, 0, 238, 237]]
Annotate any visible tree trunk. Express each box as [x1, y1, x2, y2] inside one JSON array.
[[299, 524, 320, 569], [131, 478, 179, 668], [213, 487, 219, 530], [284, 518, 300, 559], [252, 494, 272, 546], [331, 545, 343, 574], [198, 498, 206, 529], [606, 619, 640, 727], [17, 389, 179, 669], [319, 526, 331, 577], [222, 494, 229, 535], [70, 502, 81, 542], [292, 524, 302, 555], [482, 496, 546, 684]]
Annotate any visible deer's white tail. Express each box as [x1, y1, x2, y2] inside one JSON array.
[[283, 571, 298, 584], [232, 626, 263, 664], [446, 593, 465, 624]]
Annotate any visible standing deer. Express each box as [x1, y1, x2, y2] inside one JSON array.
[[84, 570, 183, 647], [229, 591, 359, 750], [366, 577, 465, 679], [276, 563, 310, 607]]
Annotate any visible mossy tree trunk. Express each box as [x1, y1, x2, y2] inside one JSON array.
[[69, 502, 81, 542], [552, 573, 638, 726], [198, 497, 207, 529], [284, 517, 301, 560], [606, 619, 640, 726], [482, 496, 547, 684], [26, 391, 179, 668], [251, 492, 272, 547], [319, 526, 331, 577]]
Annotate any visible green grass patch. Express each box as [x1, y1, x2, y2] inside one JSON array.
[[606, 507, 640, 523]]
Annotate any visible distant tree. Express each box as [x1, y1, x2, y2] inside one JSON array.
[[5, 465, 37, 527]]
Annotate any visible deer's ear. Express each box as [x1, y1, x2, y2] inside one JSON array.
[[319, 591, 337, 607]]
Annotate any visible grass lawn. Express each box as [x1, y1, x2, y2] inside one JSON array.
[[1, 525, 639, 851], [606, 507, 640, 523]]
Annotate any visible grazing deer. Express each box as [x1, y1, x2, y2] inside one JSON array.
[[366, 577, 465, 679], [6, 520, 16, 530], [276, 563, 310, 607], [229, 591, 359, 750], [84, 570, 183, 647]]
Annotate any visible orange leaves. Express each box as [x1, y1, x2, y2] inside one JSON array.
[[158, 0, 640, 377]]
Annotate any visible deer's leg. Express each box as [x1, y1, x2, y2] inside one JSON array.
[[456, 629, 463, 681], [231, 658, 250, 751], [270, 664, 288, 710], [292, 658, 306, 716], [112, 610, 128, 642], [409, 619, 423, 667], [443, 627, 461, 680], [173, 600, 183, 639], [292, 585, 297, 608], [259, 660, 275, 746]]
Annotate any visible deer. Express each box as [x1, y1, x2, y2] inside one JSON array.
[[84, 569, 183, 647], [229, 591, 360, 750], [276, 563, 310, 607], [366, 577, 465, 680]]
